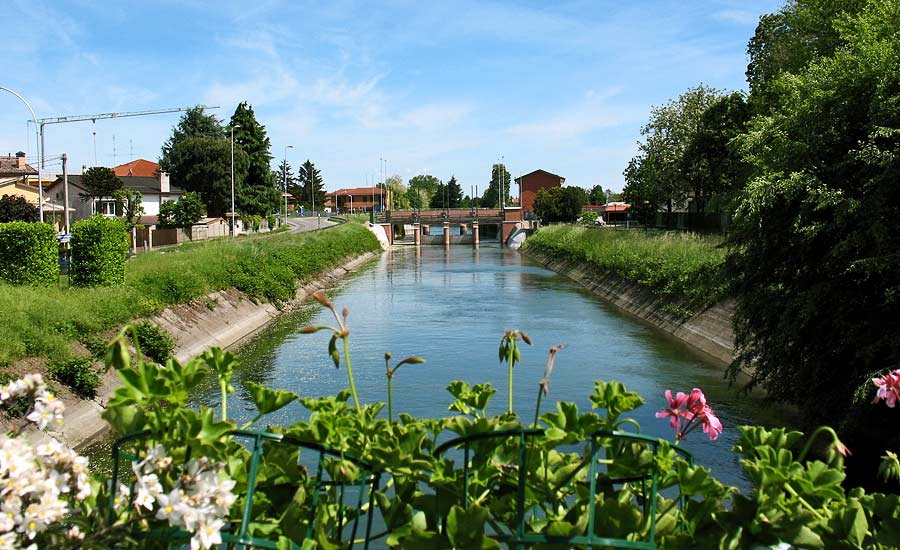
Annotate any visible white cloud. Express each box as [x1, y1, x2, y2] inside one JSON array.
[[714, 10, 759, 25]]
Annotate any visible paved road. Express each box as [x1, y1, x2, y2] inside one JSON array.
[[285, 216, 337, 233]]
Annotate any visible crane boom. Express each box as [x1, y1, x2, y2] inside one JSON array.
[[38, 105, 219, 125]]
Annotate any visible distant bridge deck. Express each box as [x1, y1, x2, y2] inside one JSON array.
[[383, 208, 505, 224]]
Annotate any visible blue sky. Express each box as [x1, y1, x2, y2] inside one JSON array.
[[2, 0, 783, 193]]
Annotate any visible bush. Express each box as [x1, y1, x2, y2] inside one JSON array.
[[0, 194, 39, 222], [48, 356, 102, 398], [0, 222, 59, 286], [134, 321, 175, 364], [244, 214, 262, 232], [266, 215, 277, 230], [70, 216, 130, 287]]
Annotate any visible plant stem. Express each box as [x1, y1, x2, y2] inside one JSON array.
[[343, 336, 361, 412], [532, 386, 543, 427], [387, 375, 394, 422], [508, 339, 516, 414], [798, 426, 839, 462], [220, 379, 228, 421]]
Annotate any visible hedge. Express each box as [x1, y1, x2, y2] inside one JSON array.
[[70, 216, 130, 287], [0, 222, 59, 286]]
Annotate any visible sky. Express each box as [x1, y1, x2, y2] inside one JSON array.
[[2, 0, 784, 194]]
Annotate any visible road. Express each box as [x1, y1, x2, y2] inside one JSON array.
[[285, 216, 337, 233]]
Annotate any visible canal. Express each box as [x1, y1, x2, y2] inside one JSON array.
[[189, 244, 788, 489]]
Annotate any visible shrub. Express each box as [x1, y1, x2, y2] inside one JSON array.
[[266, 215, 277, 230], [0, 194, 39, 222], [244, 214, 262, 232], [70, 215, 130, 287], [48, 355, 101, 398], [0, 221, 59, 286], [134, 321, 175, 364]]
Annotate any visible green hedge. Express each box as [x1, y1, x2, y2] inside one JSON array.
[[0, 222, 59, 286], [70, 216, 130, 287]]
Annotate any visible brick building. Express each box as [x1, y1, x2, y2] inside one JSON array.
[[514, 169, 565, 214]]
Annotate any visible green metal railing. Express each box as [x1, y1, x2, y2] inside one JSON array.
[[433, 428, 694, 549], [108, 429, 381, 549]]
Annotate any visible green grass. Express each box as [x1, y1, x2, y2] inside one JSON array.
[[522, 226, 727, 306], [0, 224, 381, 367]]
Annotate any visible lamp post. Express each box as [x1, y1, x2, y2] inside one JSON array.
[[0, 86, 43, 222], [230, 124, 241, 237], [283, 144, 293, 225]]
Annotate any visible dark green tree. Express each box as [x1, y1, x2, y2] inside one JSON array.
[[0, 195, 39, 222], [173, 192, 205, 227], [533, 186, 587, 223], [79, 167, 123, 205], [167, 136, 249, 217], [112, 189, 144, 226], [588, 185, 606, 205], [482, 164, 512, 208], [446, 176, 463, 208], [276, 159, 297, 204], [229, 102, 279, 216], [298, 160, 326, 211], [159, 106, 224, 171], [726, 0, 900, 431]]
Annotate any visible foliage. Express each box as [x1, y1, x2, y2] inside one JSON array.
[[78, 167, 123, 205], [266, 214, 277, 230], [588, 185, 606, 205], [168, 136, 249, 217], [275, 158, 296, 200], [482, 163, 512, 208], [111, 188, 144, 226], [48, 355, 101, 398], [382, 175, 410, 210], [0, 221, 59, 286], [0, 194, 39, 222], [580, 211, 599, 225], [533, 186, 588, 223], [0, 223, 379, 367], [175, 191, 205, 226], [134, 321, 174, 364], [296, 159, 326, 211], [408, 174, 441, 209], [523, 225, 727, 306], [159, 105, 224, 172], [243, 214, 261, 232], [229, 102, 279, 216], [726, 0, 900, 429], [70, 216, 130, 287], [623, 85, 723, 219]]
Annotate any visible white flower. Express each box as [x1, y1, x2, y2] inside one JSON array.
[[0, 532, 17, 550], [192, 518, 224, 550], [66, 525, 84, 540], [155, 488, 186, 526]]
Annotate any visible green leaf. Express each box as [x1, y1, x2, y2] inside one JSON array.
[[196, 407, 235, 445], [247, 381, 300, 416], [447, 504, 491, 549]]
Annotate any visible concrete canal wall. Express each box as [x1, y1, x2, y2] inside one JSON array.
[[522, 249, 736, 365]]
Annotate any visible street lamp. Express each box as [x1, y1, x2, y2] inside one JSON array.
[[230, 124, 241, 237], [0, 86, 43, 222], [283, 145, 293, 225]]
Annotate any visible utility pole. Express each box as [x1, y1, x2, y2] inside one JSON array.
[[62, 153, 70, 233]]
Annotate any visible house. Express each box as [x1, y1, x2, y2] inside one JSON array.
[[514, 169, 565, 214], [324, 187, 386, 213], [1, 152, 72, 227], [0, 152, 36, 186], [49, 159, 184, 221]]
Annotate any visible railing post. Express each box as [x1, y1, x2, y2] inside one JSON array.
[[472, 221, 479, 246]]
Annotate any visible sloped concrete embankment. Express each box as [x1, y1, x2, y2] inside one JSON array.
[[64, 251, 380, 450], [523, 249, 735, 365]]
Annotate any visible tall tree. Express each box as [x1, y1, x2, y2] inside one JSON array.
[[408, 175, 441, 209], [446, 176, 463, 208], [482, 164, 512, 208], [167, 136, 249, 217], [588, 185, 606, 205], [159, 106, 224, 172], [533, 186, 587, 223], [382, 175, 409, 210], [276, 159, 297, 205], [623, 84, 723, 222], [727, 0, 900, 432], [297, 160, 326, 211], [79, 167, 123, 204], [229, 102, 279, 216]]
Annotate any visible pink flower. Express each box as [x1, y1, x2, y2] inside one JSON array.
[[873, 370, 900, 408], [657, 388, 723, 442]]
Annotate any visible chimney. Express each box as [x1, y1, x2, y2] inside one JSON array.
[[159, 171, 170, 193], [15, 151, 26, 169]]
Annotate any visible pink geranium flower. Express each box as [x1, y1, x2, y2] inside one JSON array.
[[873, 370, 900, 408], [657, 388, 723, 441]]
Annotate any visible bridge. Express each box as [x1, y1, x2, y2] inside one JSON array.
[[376, 208, 536, 246]]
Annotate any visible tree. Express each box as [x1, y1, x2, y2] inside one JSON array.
[[623, 84, 723, 223], [408, 175, 441, 209], [229, 102, 279, 216], [79, 167, 123, 205], [168, 136, 249, 217], [446, 176, 463, 208], [112, 189, 144, 226], [382, 175, 409, 210], [174, 192, 205, 227], [533, 186, 587, 223], [159, 106, 224, 172], [0, 195, 39, 223], [588, 185, 606, 205], [726, 0, 900, 432], [297, 160, 326, 211], [482, 164, 512, 208]]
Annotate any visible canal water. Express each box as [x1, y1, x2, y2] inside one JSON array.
[[188, 244, 789, 489]]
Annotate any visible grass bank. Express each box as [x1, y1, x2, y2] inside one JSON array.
[[0, 223, 380, 367], [522, 226, 727, 306]]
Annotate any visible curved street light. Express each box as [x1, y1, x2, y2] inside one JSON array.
[[0, 86, 43, 222]]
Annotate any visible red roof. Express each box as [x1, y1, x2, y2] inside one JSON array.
[[113, 159, 159, 177], [326, 187, 385, 196]]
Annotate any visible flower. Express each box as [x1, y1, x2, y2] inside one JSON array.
[[873, 370, 900, 408], [657, 388, 723, 441]]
